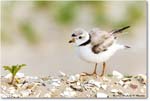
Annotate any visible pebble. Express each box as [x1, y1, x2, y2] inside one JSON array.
[[130, 84, 138, 89]]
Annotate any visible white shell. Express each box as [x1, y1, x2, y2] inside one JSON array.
[[88, 80, 101, 88], [113, 71, 123, 79], [61, 87, 76, 97], [59, 71, 66, 76], [96, 92, 108, 98]]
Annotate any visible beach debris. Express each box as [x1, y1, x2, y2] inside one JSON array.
[[113, 71, 123, 79], [67, 74, 80, 83], [60, 87, 76, 98], [96, 92, 108, 98], [88, 79, 101, 88], [111, 89, 123, 96], [44, 92, 52, 97], [59, 71, 66, 77], [70, 85, 83, 92], [0, 71, 147, 98], [130, 83, 138, 89], [135, 74, 146, 84]]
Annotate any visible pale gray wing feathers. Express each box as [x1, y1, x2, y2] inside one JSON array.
[[89, 28, 110, 45], [89, 28, 114, 54], [92, 36, 115, 54]]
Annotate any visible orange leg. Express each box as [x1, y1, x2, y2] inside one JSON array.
[[99, 62, 106, 77], [82, 63, 98, 76]]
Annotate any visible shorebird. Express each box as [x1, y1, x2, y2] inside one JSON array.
[[69, 26, 130, 77]]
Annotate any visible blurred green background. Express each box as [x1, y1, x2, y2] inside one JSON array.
[[1, 1, 147, 76]]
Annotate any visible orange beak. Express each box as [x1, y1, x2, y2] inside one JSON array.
[[69, 38, 75, 43]]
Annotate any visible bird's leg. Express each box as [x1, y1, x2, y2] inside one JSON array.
[[99, 62, 106, 77], [82, 63, 98, 76]]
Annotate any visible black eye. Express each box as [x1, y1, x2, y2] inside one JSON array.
[[72, 33, 76, 37], [79, 36, 82, 39]]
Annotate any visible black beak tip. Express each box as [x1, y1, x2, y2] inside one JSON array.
[[69, 40, 72, 43]]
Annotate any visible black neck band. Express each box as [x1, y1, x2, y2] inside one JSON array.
[[79, 34, 91, 47]]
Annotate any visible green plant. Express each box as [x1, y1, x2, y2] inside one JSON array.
[[3, 64, 26, 85]]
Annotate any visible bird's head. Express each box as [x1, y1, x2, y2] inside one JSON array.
[[69, 28, 90, 46]]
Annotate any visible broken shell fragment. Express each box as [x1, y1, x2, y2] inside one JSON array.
[[59, 71, 66, 77], [113, 71, 123, 79], [67, 75, 79, 83], [70, 85, 83, 92], [88, 79, 101, 88], [96, 92, 108, 98]]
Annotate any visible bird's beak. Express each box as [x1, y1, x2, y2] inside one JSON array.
[[69, 38, 75, 43]]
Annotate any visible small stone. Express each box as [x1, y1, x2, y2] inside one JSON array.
[[113, 71, 123, 79], [96, 92, 108, 98], [130, 84, 138, 89]]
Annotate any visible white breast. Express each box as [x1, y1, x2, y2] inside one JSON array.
[[77, 42, 124, 63]]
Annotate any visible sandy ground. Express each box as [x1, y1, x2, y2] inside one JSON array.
[[0, 71, 147, 98]]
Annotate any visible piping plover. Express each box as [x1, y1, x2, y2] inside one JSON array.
[[69, 26, 130, 77]]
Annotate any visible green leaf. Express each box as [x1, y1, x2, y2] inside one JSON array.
[[3, 66, 12, 73], [13, 64, 26, 76], [12, 65, 17, 76]]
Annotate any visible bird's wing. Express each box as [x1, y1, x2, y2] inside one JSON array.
[[91, 36, 115, 54], [89, 28, 110, 45]]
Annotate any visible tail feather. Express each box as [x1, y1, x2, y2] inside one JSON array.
[[124, 45, 131, 48], [112, 26, 130, 34]]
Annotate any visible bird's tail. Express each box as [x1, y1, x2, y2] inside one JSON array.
[[111, 26, 130, 34], [124, 45, 131, 48]]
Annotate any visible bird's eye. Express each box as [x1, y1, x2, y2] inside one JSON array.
[[72, 33, 76, 37], [79, 36, 82, 39]]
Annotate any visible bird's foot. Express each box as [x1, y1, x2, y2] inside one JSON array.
[[99, 74, 104, 77], [81, 72, 97, 77]]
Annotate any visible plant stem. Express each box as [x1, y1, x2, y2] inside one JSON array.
[[10, 75, 15, 85]]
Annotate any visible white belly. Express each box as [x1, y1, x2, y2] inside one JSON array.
[[77, 43, 124, 63]]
